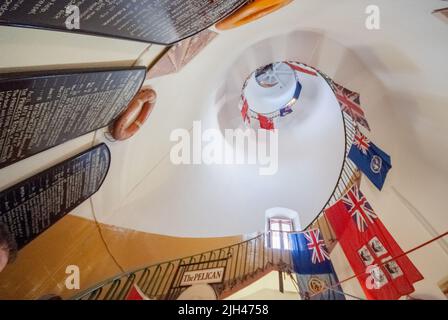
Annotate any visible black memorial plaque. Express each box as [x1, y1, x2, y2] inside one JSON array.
[[0, 143, 110, 249], [0, 0, 248, 45], [0, 67, 145, 169]]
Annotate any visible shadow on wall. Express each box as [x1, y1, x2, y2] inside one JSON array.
[[385, 91, 448, 177], [350, 44, 420, 75]]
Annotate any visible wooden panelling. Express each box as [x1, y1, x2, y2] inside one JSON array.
[[0, 215, 242, 300]]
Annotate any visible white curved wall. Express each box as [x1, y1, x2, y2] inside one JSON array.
[[96, 56, 345, 237], [91, 28, 373, 238]]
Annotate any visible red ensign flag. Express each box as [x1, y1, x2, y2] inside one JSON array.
[[325, 185, 423, 299], [258, 114, 275, 130], [241, 99, 250, 124], [126, 284, 150, 300]]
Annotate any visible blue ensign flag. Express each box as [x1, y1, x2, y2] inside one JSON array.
[[289, 229, 345, 300], [348, 129, 392, 190], [279, 105, 293, 117]]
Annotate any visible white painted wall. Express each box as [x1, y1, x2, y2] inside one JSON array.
[[96, 62, 344, 237]]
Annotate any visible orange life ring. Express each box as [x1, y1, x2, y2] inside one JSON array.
[[215, 0, 293, 31], [111, 88, 157, 141]]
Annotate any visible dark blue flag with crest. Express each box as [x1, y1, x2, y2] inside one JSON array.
[[289, 229, 345, 300], [348, 129, 392, 190], [280, 105, 293, 117]]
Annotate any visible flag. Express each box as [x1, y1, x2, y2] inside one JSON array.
[[333, 82, 370, 130], [280, 106, 293, 117], [325, 185, 423, 300], [348, 129, 392, 190], [279, 80, 301, 117], [258, 114, 274, 130], [241, 99, 250, 124], [126, 284, 151, 300], [285, 62, 318, 76], [289, 229, 346, 300]]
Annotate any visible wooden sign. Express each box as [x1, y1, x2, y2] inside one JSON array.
[[0, 143, 110, 249], [0, 0, 248, 45], [180, 267, 225, 286], [0, 67, 145, 169]]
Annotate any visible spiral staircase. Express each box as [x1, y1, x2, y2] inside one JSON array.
[[71, 87, 359, 300]]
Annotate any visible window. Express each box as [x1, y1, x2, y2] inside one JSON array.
[[268, 218, 293, 250]]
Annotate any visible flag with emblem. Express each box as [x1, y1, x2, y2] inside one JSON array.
[[126, 284, 151, 300], [279, 80, 302, 117], [280, 105, 293, 117], [348, 129, 392, 190], [289, 229, 345, 300], [325, 185, 423, 300], [333, 82, 370, 130], [258, 114, 275, 130]]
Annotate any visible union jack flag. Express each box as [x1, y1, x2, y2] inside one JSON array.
[[304, 229, 330, 264], [353, 129, 370, 155], [333, 82, 370, 131], [342, 185, 378, 232]]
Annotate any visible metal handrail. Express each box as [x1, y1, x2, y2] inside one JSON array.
[[72, 69, 358, 300], [303, 70, 359, 231], [72, 232, 292, 300], [303, 109, 358, 246], [74, 232, 261, 296]]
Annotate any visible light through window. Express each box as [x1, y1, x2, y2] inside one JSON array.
[[268, 218, 293, 250]]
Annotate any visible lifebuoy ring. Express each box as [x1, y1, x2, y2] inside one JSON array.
[[215, 0, 293, 31], [111, 88, 157, 141]]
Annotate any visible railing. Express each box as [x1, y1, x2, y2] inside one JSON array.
[[303, 110, 359, 247], [303, 67, 360, 243], [325, 111, 358, 207], [72, 118, 356, 300], [71, 116, 355, 299], [72, 232, 292, 300], [72, 69, 358, 300]]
